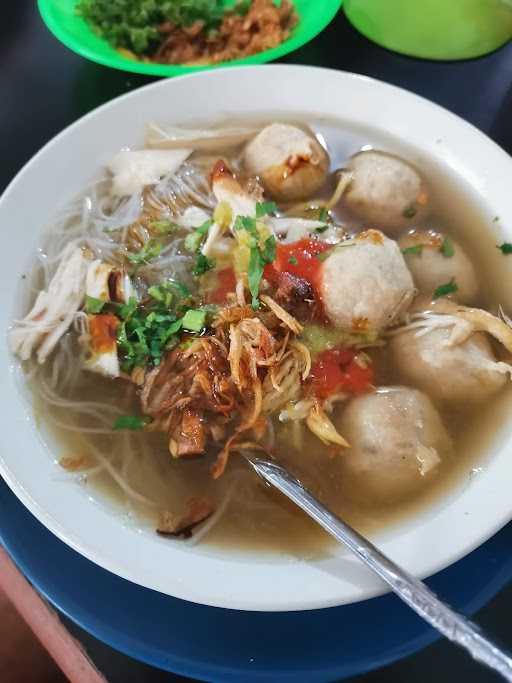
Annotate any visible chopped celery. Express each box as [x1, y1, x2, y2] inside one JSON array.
[[300, 324, 379, 356], [182, 309, 206, 332]]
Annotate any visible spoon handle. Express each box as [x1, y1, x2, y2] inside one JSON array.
[[247, 457, 512, 682]]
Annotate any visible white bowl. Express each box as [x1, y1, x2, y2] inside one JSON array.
[[1, 66, 512, 612]]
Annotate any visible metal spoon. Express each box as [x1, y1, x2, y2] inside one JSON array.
[[244, 454, 512, 682]]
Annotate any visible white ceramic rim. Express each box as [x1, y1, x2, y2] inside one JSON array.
[[1, 65, 511, 612]]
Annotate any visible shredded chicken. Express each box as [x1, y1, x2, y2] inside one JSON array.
[[9, 244, 89, 363], [306, 400, 350, 449], [210, 160, 259, 228], [390, 300, 512, 353], [260, 294, 303, 334], [435, 300, 512, 352], [199, 159, 263, 257]]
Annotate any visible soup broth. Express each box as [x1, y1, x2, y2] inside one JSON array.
[[15, 116, 512, 557]]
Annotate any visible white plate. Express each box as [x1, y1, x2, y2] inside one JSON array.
[[1, 66, 512, 612]]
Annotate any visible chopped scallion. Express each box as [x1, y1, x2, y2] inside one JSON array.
[[127, 240, 162, 266], [401, 244, 423, 256], [84, 296, 105, 314], [184, 219, 213, 253], [150, 220, 178, 234], [193, 253, 215, 276], [182, 309, 206, 332], [255, 201, 278, 218], [318, 207, 328, 222], [433, 278, 458, 299], [113, 415, 151, 431], [440, 237, 455, 258], [402, 204, 417, 219]]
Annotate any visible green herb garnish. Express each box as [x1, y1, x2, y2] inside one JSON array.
[[234, 213, 276, 307], [147, 284, 173, 307], [314, 225, 329, 234], [318, 207, 328, 222], [315, 250, 332, 262], [182, 309, 206, 332], [315, 241, 358, 263], [113, 415, 151, 431], [76, 0, 231, 55], [146, 279, 190, 306], [117, 297, 138, 321], [433, 278, 458, 299], [440, 237, 455, 258], [127, 239, 162, 266], [288, 256, 298, 265], [84, 296, 106, 314], [234, 215, 257, 232], [255, 201, 278, 218], [116, 284, 189, 371], [301, 323, 379, 357], [247, 235, 276, 309], [402, 204, 417, 219], [401, 244, 423, 256], [260, 234, 276, 263], [193, 253, 215, 276], [184, 219, 213, 253], [150, 220, 178, 234], [248, 234, 276, 309], [498, 242, 512, 255], [248, 246, 265, 309]]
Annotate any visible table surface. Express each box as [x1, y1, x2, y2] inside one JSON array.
[[2, 2, 512, 682]]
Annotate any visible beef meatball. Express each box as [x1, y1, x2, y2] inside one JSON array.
[[337, 387, 451, 501], [389, 326, 507, 402], [344, 150, 429, 233], [319, 230, 415, 333], [398, 230, 478, 304], [243, 123, 329, 201]]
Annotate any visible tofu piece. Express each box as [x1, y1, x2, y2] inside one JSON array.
[[107, 148, 192, 196]]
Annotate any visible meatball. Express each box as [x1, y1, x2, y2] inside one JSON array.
[[389, 326, 507, 402], [319, 230, 415, 332], [398, 230, 478, 304], [337, 387, 451, 501], [344, 150, 429, 233], [243, 123, 329, 201]]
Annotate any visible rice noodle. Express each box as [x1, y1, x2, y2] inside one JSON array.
[[86, 442, 157, 508], [180, 483, 235, 546], [146, 162, 216, 214]]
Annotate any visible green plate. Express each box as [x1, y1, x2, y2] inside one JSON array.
[[38, 0, 342, 76]]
